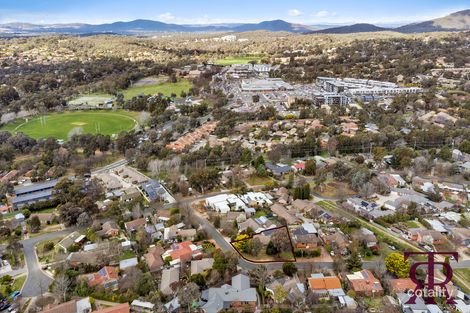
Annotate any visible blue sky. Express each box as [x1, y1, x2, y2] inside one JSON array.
[[0, 0, 468, 25]]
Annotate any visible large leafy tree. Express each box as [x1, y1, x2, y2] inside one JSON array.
[[385, 253, 411, 278]]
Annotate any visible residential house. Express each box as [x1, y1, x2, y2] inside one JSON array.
[[93, 303, 130, 313], [265, 162, 294, 177], [322, 232, 349, 255], [378, 173, 406, 188], [57, 231, 85, 253], [270, 203, 301, 225], [87, 266, 119, 290], [266, 276, 305, 305], [144, 245, 165, 272], [191, 258, 214, 276], [346, 270, 383, 297], [308, 274, 357, 309], [96, 221, 120, 239], [389, 278, 416, 295], [408, 229, 445, 245], [308, 274, 343, 298], [201, 274, 258, 313], [450, 228, 470, 247], [119, 257, 138, 270], [205, 194, 247, 214], [397, 293, 428, 313], [291, 199, 321, 214], [41, 298, 92, 313], [124, 218, 146, 233], [161, 241, 203, 265], [160, 267, 180, 296], [357, 228, 378, 249], [130, 300, 154, 313]]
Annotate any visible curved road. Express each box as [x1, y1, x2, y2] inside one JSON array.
[[20, 229, 75, 297]]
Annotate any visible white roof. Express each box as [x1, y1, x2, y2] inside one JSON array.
[[424, 219, 447, 232], [131, 300, 155, 309], [302, 223, 317, 234], [119, 257, 138, 269]]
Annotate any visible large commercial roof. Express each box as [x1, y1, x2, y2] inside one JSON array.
[[11, 189, 53, 204], [14, 179, 59, 195]]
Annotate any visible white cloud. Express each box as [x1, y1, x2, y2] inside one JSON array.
[[288, 9, 302, 17], [314, 10, 336, 18], [158, 12, 175, 22]]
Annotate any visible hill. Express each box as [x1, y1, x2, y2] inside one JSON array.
[[396, 9, 470, 33], [232, 20, 313, 33], [0, 19, 312, 35], [310, 23, 389, 34]]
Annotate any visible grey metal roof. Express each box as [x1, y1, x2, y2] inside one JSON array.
[[11, 189, 53, 204], [14, 179, 59, 195]]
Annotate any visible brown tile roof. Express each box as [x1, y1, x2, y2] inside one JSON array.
[[389, 278, 416, 294], [124, 218, 146, 231], [41, 300, 77, 313], [93, 303, 130, 313], [308, 276, 342, 291], [145, 246, 164, 272]]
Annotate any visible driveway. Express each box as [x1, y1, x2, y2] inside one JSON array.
[[20, 228, 75, 297]]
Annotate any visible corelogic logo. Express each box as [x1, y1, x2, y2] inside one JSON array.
[[404, 251, 459, 305]]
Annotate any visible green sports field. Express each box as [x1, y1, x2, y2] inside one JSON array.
[[122, 79, 192, 100], [214, 55, 264, 66], [1, 110, 139, 140]]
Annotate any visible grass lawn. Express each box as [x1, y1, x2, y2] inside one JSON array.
[[36, 238, 60, 263], [1, 110, 139, 140], [313, 181, 356, 198], [122, 79, 192, 100], [68, 93, 115, 106], [245, 176, 275, 186], [405, 221, 420, 228], [214, 55, 264, 66], [0, 275, 26, 295], [454, 269, 470, 294], [120, 250, 136, 261]]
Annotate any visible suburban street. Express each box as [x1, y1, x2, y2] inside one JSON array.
[[20, 228, 75, 297]]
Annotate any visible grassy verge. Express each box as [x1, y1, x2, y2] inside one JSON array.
[[0, 274, 26, 295], [454, 269, 470, 294]]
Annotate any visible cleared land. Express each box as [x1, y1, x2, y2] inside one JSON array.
[[68, 93, 115, 106], [214, 55, 264, 66], [122, 78, 192, 100], [1, 110, 139, 140]]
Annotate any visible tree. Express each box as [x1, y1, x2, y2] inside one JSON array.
[[359, 182, 375, 198], [304, 159, 316, 176], [438, 146, 452, 161], [385, 253, 411, 278], [282, 262, 297, 277], [178, 282, 200, 311], [249, 265, 268, 307], [52, 274, 70, 303], [459, 140, 470, 154], [76, 212, 90, 227], [270, 229, 291, 254], [272, 284, 288, 304], [346, 251, 362, 271], [29, 215, 41, 233]]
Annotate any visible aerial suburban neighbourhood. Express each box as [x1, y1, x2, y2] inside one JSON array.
[[0, 1, 469, 313]]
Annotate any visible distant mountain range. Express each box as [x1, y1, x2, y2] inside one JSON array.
[[311, 23, 388, 34], [0, 19, 315, 35], [0, 10, 468, 36], [310, 9, 470, 34]]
